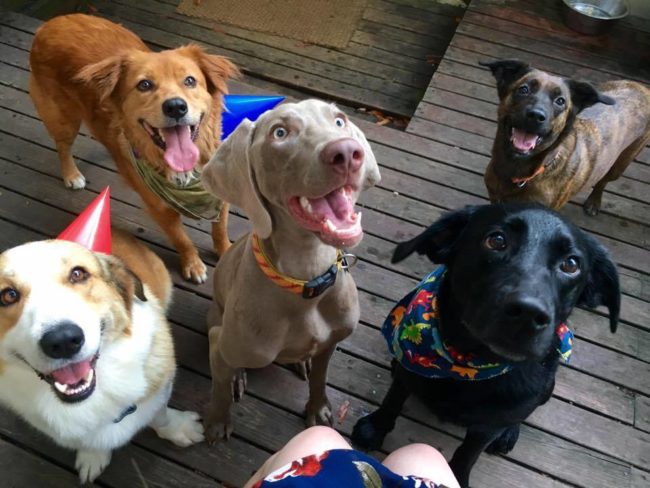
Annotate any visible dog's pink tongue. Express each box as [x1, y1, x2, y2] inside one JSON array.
[[309, 190, 356, 228], [162, 126, 199, 172], [50, 360, 91, 385], [511, 128, 538, 152]]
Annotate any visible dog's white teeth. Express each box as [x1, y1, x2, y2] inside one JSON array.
[[324, 219, 337, 232], [85, 369, 94, 384], [299, 196, 313, 213], [54, 381, 68, 393]]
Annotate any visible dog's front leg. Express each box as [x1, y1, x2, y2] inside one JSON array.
[[351, 374, 410, 451], [304, 343, 336, 427], [205, 328, 239, 442], [449, 425, 506, 488], [75, 448, 112, 484], [211, 203, 231, 257]]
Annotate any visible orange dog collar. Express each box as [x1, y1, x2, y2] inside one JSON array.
[[251, 234, 352, 299]]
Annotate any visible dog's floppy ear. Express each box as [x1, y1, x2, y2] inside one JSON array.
[[578, 235, 620, 333], [479, 59, 531, 98], [75, 55, 125, 102], [567, 80, 616, 114], [392, 205, 481, 264], [179, 44, 240, 95], [98, 254, 147, 308], [202, 119, 272, 238]]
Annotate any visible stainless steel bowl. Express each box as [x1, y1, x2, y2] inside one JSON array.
[[561, 0, 630, 35]]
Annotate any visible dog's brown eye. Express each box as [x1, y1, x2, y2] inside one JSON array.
[[184, 76, 196, 88], [484, 232, 507, 251], [555, 96, 566, 107], [69, 266, 90, 284], [137, 79, 153, 92], [517, 85, 529, 95], [0, 288, 20, 307], [560, 256, 580, 275]]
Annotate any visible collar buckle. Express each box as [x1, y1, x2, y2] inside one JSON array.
[[303, 263, 338, 299]]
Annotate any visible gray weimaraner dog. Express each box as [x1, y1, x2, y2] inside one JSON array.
[[201, 99, 380, 441]]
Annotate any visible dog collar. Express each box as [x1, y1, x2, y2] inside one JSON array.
[[251, 234, 354, 299], [512, 163, 545, 188], [382, 266, 573, 381], [130, 148, 224, 221], [113, 404, 137, 423]]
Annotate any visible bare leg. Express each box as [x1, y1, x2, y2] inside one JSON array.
[[244, 426, 351, 488], [383, 443, 460, 488]]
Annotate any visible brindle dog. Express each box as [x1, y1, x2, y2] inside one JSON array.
[[482, 59, 650, 214]]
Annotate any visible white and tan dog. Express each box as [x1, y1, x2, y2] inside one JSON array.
[[0, 230, 203, 482]]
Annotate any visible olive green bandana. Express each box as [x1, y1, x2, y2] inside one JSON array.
[[130, 150, 223, 221]]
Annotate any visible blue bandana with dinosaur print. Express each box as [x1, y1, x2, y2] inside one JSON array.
[[382, 266, 574, 381]]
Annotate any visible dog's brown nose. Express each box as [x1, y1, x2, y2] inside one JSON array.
[[321, 138, 364, 174], [40, 321, 85, 359], [162, 97, 188, 120]]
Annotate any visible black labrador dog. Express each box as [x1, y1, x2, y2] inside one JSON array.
[[351, 203, 620, 488]]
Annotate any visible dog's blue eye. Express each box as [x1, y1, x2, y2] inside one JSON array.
[[137, 79, 153, 92], [335, 117, 346, 128], [273, 127, 288, 139], [560, 257, 580, 275], [0, 287, 19, 307], [69, 266, 90, 284], [184, 76, 196, 88], [484, 232, 507, 251], [517, 85, 529, 95], [555, 96, 566, 106]]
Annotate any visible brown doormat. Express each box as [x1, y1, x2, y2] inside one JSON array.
[[176, 0, 367, 49]]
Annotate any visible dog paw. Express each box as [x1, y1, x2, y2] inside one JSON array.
[[583, 199, 601, 216], [64, 172, 86, 190], [153, 409, 205, 447], [305, 399, 333, 427], [75, 449, 111, 483], [204, 406, 233, 444], [486, 425, 520, 455], [181, 256, 208, 284], [351, 414, 388, 451]]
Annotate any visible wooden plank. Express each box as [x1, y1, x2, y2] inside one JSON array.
[[637, 396, 650, 433], [0, 437, 82, 488], [459, 12, 650, 81], [109, 0, 433, 89]]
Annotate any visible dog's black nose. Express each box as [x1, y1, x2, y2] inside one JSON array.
[[39, 322, 85, 359], [526, 108, 546, 123], [504, 297, 550, 330], [162, 97, 188, 120]]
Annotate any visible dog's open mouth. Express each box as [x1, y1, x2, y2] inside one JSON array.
[[140, 118, 202, 173], [510, 127, 542, 154], [288, 185, 362, 247], [42, 356, 98, 403]]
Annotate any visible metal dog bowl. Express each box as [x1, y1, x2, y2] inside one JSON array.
[[561, 0, 629, 35]]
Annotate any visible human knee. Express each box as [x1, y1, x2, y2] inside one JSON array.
[[293, 426, 348, 449]]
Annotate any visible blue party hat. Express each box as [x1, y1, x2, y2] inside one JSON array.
[[222, 94, 285, 140]]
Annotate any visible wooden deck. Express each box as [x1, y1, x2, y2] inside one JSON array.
[[0, 1, 649, 486]]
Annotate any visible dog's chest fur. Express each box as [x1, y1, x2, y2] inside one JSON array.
[[0, 298, 173, 451]]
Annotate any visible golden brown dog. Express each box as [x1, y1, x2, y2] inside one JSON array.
[[29, 14, 239, 282], [481, 59, 650, 214]]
